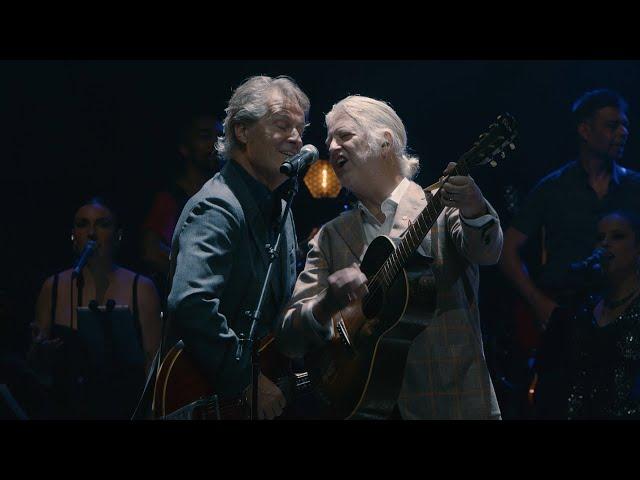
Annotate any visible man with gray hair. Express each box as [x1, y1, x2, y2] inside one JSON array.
[[277, 95, 503, 419], [165, 75, 309, 419]]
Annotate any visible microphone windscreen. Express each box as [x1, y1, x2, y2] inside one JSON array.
[[301, 144, 319, 159]]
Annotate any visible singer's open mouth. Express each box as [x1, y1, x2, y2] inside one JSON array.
[[336, 156, 348, 169]]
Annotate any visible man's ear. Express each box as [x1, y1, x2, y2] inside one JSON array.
[[235, 123, 248, 146], [577, 122, 590, 143], [382, 131, 393, 149]]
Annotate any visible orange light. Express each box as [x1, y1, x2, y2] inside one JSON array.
[[303, 159, 342, 198]]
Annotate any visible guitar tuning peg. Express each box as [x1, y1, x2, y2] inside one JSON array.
[[509, 143, 516, 150], [490, 160, 498, 167], [499, 151, 506, 159]]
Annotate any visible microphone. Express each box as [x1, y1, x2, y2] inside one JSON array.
[[280, 145, 319, 177], [72, 240, 97, 278], [569, 247, 608, 273]]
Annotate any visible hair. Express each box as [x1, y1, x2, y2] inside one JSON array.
[[325, 95, 420, 179], [599, 209, 640, 244], [73, 196, 120, 231], [572, 89, 628, 127], [215, 75, 310, 161]]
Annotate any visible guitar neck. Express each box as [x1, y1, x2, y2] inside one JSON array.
[[372, 161, 471, 291]]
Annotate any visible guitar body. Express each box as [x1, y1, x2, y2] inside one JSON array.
[[306, 235, 426, 419], [152, 335, 312, 420], [152, 341, 248, 420]]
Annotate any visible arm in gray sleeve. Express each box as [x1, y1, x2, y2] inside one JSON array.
[[446, 199, 504, 266], [276, 227, 335, 359]]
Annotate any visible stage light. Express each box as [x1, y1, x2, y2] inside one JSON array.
[[303, 160, 341, 198]]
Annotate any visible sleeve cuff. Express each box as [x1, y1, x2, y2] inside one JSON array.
[[302, 301, 334, 341], [460, 212, 495, 228]]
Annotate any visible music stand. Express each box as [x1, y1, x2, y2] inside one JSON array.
[[77, 305, 145, 372]]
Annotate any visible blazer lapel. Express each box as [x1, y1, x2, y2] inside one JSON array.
[[222, 162, 276, 301]]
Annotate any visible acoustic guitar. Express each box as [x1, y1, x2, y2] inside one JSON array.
[[305, 114, 519, 419]]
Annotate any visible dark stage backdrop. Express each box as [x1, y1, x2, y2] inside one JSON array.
[[2, 60, 640, 354]]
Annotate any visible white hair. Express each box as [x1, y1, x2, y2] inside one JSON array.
[[325, 95, 420, 179], [215, 75, 310, 161]]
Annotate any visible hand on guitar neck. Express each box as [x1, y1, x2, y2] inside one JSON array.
[[312, 263, 369, 326], [440, 162, 489, 219]]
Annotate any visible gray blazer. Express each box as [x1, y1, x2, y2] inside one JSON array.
[[277, 180, 502, 419], [166, 160, 297, 396]]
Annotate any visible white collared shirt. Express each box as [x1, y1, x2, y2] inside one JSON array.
[[357, 177, 413, 251]]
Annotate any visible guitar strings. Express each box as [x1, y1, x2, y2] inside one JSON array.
[[361, 174, 451, 312]]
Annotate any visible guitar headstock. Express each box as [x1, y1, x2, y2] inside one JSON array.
[[462, 113, 518, 169]]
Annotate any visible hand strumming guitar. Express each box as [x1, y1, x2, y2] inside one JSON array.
[[312, 263, 369, 326]]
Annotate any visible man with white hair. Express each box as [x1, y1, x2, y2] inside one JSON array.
[[165, 75, 309, 419], [277, 95, 503, 419]]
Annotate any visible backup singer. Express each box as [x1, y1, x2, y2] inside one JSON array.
[[567, 211, 640, 419], [31, 197, 161, 419]]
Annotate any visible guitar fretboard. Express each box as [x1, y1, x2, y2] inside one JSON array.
[[369, 161, 470, 293]]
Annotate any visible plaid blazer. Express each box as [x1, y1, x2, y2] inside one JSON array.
[[277, 180, 502, 419]]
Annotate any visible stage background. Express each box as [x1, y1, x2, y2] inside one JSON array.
[[2, 61, 639, 387]]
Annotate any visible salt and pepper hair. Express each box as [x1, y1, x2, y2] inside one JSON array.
[[325, 95, 420, 179], [215, 75, 310, 161]]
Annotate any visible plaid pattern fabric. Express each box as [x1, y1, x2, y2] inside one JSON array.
[[277, 181, 502, 419]]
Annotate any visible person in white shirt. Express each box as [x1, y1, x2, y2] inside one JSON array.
[[277, 95, 503, 419]]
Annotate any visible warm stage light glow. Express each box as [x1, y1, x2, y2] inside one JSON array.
[[304, 159, 341, 198]]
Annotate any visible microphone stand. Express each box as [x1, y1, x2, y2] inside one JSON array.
[[235, 175, 299, 420], [71, 271, 84, 330]]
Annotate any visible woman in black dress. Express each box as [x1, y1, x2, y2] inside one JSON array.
[[30, 197, 161, 418], [568, 210, 640, 419]]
